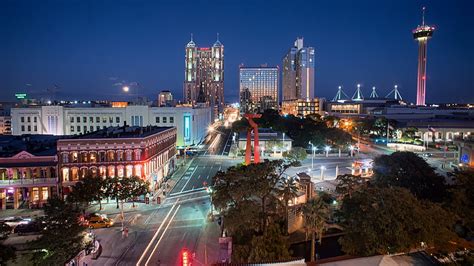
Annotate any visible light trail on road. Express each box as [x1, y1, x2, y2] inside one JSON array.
[[136, 199, 180, 266]]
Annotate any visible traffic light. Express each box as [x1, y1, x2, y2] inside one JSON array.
[[181, 248, 193, 266]]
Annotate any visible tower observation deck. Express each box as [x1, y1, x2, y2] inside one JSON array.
[[413, 7, 435, 106]]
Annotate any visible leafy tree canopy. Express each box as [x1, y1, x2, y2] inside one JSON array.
[[372, 151, 447, 202], [339, 187, 458, 256]]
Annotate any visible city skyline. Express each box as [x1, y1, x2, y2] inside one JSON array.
[[1, 0, 473, 104]]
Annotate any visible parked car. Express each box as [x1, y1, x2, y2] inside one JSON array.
[[13, 221, 43, 236], [1, 216, 26, 228]]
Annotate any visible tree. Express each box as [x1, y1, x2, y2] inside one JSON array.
[[373, 151, 447, 202], [335, 174, 364, 199], [67, 175, 106, 210], [30, 197, 87, 266], [278, 176, 299, 232], [283, 147, 307, 162], [446, 170, 474, 238], [128, 176, 150, 207], [339, 187, 458, 256], [302, 197, 330, 262], [247, 224, 292, 263], [0, 223, 15, 264]]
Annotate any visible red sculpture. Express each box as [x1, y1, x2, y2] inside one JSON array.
[[244, 114, 262, 165]]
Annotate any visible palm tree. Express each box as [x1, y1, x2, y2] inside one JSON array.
[[302, 197, 330, 262], [278, 176, 299, 233]]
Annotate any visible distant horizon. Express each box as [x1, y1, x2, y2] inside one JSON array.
[[1, 0, 473, 104]]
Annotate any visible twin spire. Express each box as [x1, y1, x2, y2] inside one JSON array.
[[187, 33, 222, 47]]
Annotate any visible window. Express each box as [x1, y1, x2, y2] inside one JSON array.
[[116, 117, 120, 123], [34, 125, 37, 131], [34, 117, 37, 123], [27, 125, 31, 131], [134, 150, 141, 160], [126, 150, 132, 161], [83, 117, 87, 123], [89, 117, 93, 123], [96, 117, 100, 123], [83, 126, 87, 132], [27, 117, 31, 122], [109, 117, 113, 123], [62, 153, 69, 163], [70, 117, 74, 123], [96, 126, 100, 131], [32, 188, 39, 201], [90, 126, 94, 132], [170, 116, 174, 123], [77, 126, 81, 132], [156, 117, 160, 123], [76, 117, 80, 123], [21, 117, 24, 123], [102, 117, 107, 123], [163, 117, 167, 123], [71, 126, 74, 132], [42, 187, 49, 200], [72, 152, 78, 162], [21, 125, 25, 131]]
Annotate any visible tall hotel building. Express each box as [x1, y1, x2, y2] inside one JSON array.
[[282, 38, 315, 101], [183, 35, 224, 119], [239, 66, 279, 114]]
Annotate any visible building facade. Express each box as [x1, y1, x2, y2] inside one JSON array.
[[239, 66, 279, 114], [158, 90, 173, 107], [183, 35, 224, 118], [282, 38, 315, 101], [57, 126, 176, 194], [11, 105, 211, 147], [281, 98, 324, 117], [0, 135, 59, 209]]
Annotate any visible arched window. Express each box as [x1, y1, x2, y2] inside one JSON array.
[[62, 168, 70, 182], [126, 165, 133, 177], [117, 165, 124, 178]]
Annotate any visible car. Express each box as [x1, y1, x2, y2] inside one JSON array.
[[88, 218, 114, 229], [421, 153, 433, 157], [1, 216, 26, 228], [13, 221, 42, 236]]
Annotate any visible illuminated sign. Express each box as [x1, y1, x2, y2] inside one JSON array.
[[184, 114, 191, 143], [15, 93, 27, 99]]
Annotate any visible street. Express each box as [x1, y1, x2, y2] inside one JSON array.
[[82, 126, 235, 265]]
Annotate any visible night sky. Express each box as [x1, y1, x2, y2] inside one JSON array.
[[1, 0, 473, 104]]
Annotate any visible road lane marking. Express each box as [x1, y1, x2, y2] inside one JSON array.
[[136, 199, 179, 266], [145, 204, 181, 266], [180, 166, 198, 193]]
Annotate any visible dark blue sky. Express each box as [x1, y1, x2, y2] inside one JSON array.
[[1, 0, 473, 103]]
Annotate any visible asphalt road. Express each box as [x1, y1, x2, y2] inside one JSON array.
[[83, 124, 237, 266]]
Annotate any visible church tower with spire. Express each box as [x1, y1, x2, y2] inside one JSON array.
[[183, 34, 224, 118]]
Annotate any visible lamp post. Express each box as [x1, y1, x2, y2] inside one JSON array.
[[309, 142, 316, 169], [320, 165, 326, 181], [324, 146, 331, 157], [349, 145, 354, 157]]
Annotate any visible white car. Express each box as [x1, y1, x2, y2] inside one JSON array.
[[1, 217, 28, 228]]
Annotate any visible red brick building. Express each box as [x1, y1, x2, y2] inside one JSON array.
[[57, 126, 177, 194]]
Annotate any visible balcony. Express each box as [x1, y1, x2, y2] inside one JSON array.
[[0, 178, 58, 188]]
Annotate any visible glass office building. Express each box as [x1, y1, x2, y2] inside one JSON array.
[[239, 66, 279, 114]]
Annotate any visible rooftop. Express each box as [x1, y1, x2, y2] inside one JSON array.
[[0, 135, 61, 157], [68, 126, 173, 140]]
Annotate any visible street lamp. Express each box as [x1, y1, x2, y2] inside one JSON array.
[[309, 141, 316, 169], [320, 165, 326, 180], [122, 86, 130, 93], [324, 146, 331, 157]]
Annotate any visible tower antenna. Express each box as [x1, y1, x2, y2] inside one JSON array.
[[422, 6, 426, 26], [190, 33, 193, 42], [217, 32, 219, 41]]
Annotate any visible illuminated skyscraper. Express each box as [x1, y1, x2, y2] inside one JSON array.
[[239, 66, 279, 113], [413, 7, 435, 106], [183, 34, 224, 117], [282, 38, 315, 101]]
